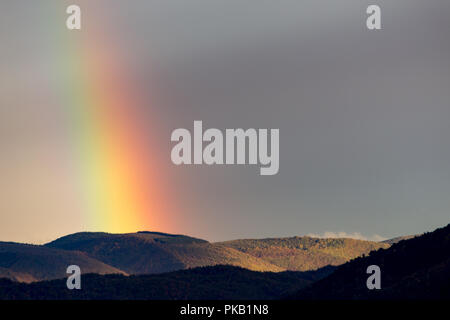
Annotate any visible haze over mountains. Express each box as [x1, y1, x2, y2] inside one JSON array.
[[381, 235, 418, 245], [0, 230, 389, 282]]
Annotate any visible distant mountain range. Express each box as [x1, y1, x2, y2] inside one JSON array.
[[0, 231, 389, 283]]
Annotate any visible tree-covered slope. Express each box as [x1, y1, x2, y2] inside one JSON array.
[[217, 237, 389, 271], [46, 232, 284, 274]]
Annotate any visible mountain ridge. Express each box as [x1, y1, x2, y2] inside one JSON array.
[[0, 230, 398, 283], [45, 231, 284, 274], [217, 236, 389, 271]]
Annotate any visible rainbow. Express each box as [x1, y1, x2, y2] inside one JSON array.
[[52, 4, 176, 233]]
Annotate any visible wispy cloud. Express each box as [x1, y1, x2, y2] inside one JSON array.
[[307, 231, 386, 242]]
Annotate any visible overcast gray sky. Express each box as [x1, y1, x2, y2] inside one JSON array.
[[1, 0, 449, 243]]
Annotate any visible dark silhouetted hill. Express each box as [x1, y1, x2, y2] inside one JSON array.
[[288, 224, 450, 299], [0, 265, 335, 300]]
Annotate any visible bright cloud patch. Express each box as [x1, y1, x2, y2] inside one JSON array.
[[307, 231, 386, 242]]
